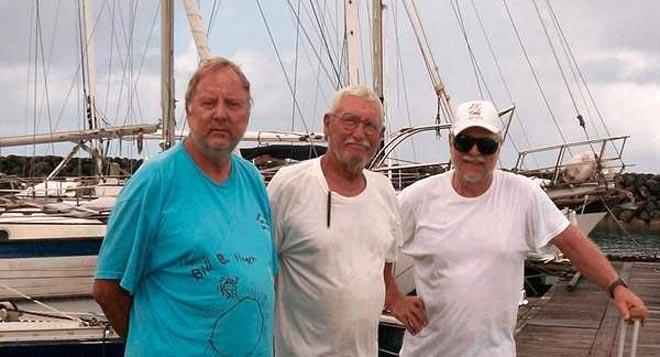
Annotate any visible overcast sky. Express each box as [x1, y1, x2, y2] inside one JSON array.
[[0, 0, 658, 172]]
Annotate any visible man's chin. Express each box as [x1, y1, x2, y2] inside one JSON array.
[[460, 172, 486, 184], [339, 155, 369, 171], [206, 138, 238, 152]]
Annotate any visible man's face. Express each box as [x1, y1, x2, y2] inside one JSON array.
[[450, 126, 500, 184], [186, 67, 251, 154], [323, 95, 384, 169]]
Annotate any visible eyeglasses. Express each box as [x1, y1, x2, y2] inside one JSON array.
[[329, 113, 381, 136], [452, 134, 500, 155]]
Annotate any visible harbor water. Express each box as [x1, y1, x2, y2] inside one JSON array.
[[590, 221, 660, 259]]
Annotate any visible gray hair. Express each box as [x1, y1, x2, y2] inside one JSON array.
[[184, 57, 251, 112], [327, 85, 384, 123]]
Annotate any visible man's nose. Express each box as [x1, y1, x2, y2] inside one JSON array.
[[351, 122, 367, 138], [213, 102, 228, 120], [467, 142, 481, 156]]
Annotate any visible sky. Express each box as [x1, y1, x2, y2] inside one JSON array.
[[0, 0, 658, 173]]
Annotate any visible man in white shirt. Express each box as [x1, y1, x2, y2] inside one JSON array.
[[268, 86, 425, 356], [384, 100, 649, 356]]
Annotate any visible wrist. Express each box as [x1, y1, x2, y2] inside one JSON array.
[[606, 277, 628, 299]]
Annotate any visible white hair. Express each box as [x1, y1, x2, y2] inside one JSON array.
[[327, 85, 384, 123]]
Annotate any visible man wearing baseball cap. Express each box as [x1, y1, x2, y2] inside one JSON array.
[[384, 100, 648, 356]]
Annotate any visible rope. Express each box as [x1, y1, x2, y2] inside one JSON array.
[[308, 0, 343, 88], [600, 197, 657, 258], [469, 0, 535, 155], [35, 0, 56, 156], [391, 0, 417, 161], [283, 0, 341, 88], [379, 347, 400, 356], [542, 0, 601, 139], [291, 0, 302, 132], [531, 1, 589, 140], [543, 0, 622, 158], [0, 281, 84, 323], [207, 0, 223, 36], [449, 0, 484, 100], [501, 0, 570, 147], [255, 0, 316, 146]]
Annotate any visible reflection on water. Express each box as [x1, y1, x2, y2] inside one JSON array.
[[590, 220, 660, 257]]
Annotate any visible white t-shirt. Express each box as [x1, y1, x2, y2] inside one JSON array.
[[398, 170, 569, 357], [268, 158, 400, 357]]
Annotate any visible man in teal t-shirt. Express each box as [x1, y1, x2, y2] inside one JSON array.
[[93, 57, 277, 356]]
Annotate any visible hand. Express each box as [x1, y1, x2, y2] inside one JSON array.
[[613, 286, 649, 323], [388, 296, 428, 335]]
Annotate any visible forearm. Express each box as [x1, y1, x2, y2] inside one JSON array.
[[92, 280, 132, 338], [552, 225, 618, 290], [383, 263, 405, 309]]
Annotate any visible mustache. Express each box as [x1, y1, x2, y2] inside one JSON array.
[[462, 154, 486, 163], [345, 139, 371, 149]]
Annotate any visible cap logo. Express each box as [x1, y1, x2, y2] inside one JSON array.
[[467, 103, 482, 116]]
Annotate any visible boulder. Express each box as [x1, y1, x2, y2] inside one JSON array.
[[650, 218, 660, 230], [630, 218, 647, 229], [619, 210, 635, 222]]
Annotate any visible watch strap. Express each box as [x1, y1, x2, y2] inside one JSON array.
[[607, 277, 628, 299]]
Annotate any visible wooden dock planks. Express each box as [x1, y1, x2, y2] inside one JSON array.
[[515, 261, 660, 357]]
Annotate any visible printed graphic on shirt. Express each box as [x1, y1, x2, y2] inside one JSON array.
[[182, 249, 268, 356], [206, 283, 268, 357]]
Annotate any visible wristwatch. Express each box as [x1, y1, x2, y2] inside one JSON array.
[[607, 277, 629, 299]]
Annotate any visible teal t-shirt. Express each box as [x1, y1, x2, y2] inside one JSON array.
[[96, 143, 277, 356]]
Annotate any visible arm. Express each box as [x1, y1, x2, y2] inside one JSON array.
[[551, 224, 648, 321], [93, 279, 133, 338], [384, 263, 427, 334]]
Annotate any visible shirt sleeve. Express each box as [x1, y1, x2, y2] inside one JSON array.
[[524, 180, 570, 254], [95, 166, 162, 295], [262, 180, 279, 275], [266, 169, 286, 255], [397, 186, 417, 252], [385, 186, 402, 263]]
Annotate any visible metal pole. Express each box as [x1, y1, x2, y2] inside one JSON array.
[[345, 0, 360, 86], [82, 0, 103, 175], [161, 0, 175, 150], [372, 0, 383, 100]]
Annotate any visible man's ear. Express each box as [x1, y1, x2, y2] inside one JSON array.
[[323, 113, 331, 137]]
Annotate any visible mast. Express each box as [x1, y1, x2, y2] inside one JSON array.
[[181, 0, 211, 61], [345, 0, 360, 86], [81, 0, 103, 175], [402, 0, 453, 123], [160, 0, 175, 150], [371, 0, 384, 101]]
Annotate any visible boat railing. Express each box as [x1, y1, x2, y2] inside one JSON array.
[[513, 135, 629, 189]]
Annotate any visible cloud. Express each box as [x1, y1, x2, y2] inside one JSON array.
[[590, 82, 660, 172]]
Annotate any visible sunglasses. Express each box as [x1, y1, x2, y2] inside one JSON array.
[[452, 134, 500, 155]]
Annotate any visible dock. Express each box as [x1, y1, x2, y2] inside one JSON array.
[[515, 261, 660, 356]]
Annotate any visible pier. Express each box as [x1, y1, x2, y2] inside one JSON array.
[[516, 261, 660, 356]]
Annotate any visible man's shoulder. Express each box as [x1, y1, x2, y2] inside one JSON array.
[[269, 159, 317, 188], [364, 169, 396, 191], [232, 153, 265, 181], [135, 143, 181, 174], [400, 171, 448, 200], [496, 170, 537, 191]]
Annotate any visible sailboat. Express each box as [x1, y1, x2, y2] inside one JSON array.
[[0, 0, 633, 354]]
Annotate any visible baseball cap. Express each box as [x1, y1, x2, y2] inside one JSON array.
[[452, 100, 502, 136]]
